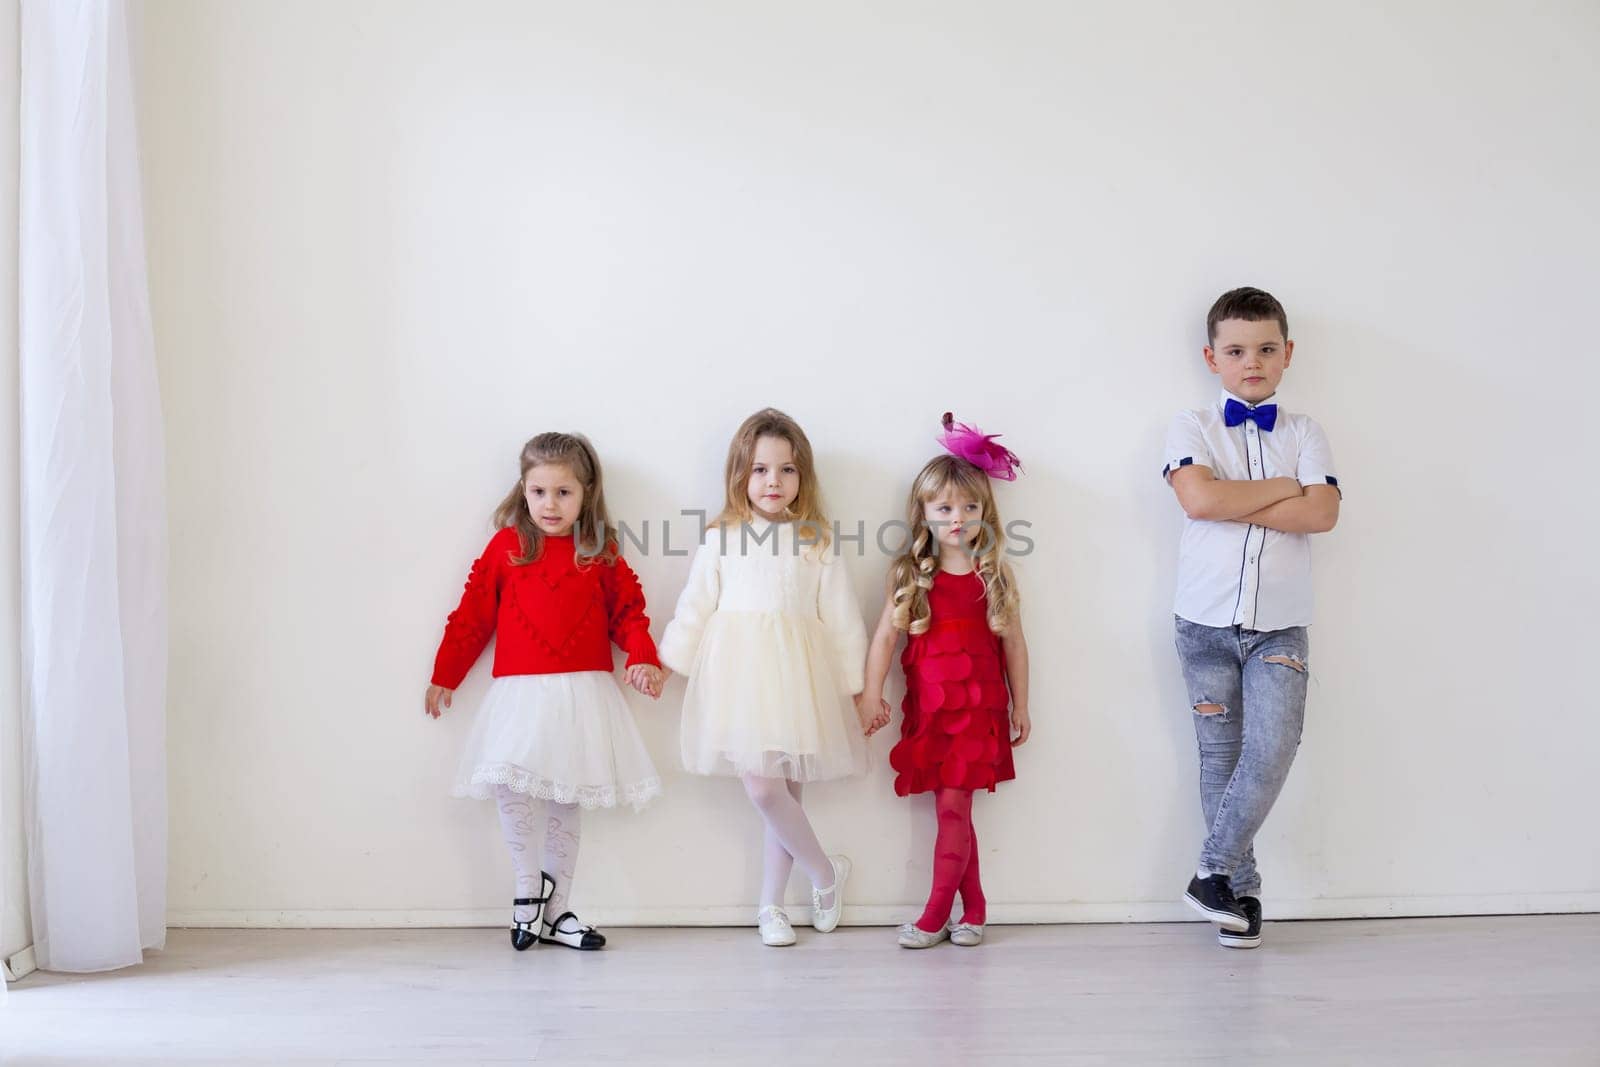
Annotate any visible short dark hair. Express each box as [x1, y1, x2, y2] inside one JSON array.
[[1207, 287, 1288, 344]]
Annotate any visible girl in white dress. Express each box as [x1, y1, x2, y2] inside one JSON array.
[[660, 408, 884, 945]]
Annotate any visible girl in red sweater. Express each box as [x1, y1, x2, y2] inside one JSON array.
[[426, 432, 664, 952]]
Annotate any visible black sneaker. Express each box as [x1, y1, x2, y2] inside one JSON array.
[[1184, 874, 1250, 932], [1218, 896, 1262, 949]]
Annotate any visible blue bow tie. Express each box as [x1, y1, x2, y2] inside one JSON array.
[[1224, 398, 1278, 432]]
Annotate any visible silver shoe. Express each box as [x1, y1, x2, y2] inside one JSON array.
[[949, 922, 985, 947], [897, 922, 950, 949], [811, 855, 851, 933], [757, 905, 797, 947]]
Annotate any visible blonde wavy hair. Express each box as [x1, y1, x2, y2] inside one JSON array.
[[889, 454, 1019, 635], [491, 432, 617, 567], [710, 408, 832, 552]]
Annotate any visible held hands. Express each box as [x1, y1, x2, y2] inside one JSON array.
[[425, 685, 454, 719], [1010, 704, 1032, 747], [626, 664, 666, 700], [855, 692, 892, 737]]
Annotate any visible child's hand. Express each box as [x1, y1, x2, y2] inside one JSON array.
[[425, 685, 454, 719], [1010, 704, 1032, 747], [626, 664, 664, 699], [855, 692, 892, 737]]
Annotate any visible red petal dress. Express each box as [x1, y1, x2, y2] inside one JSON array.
[[888, 570, 1015, 796]]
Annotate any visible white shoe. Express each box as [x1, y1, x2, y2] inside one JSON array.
[[897, 922, 950, 949], [949, 922, 985, 947], [811, 855, 851, 933], [757, 905, 796, 947]]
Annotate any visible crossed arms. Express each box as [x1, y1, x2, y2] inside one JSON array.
[[1168, 466, 1340, 534]]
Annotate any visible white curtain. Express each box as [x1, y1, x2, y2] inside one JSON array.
[[1, 0, 19, 1005], [18, 0, 167, 972]]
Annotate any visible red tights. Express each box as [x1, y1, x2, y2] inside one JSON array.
[[915, 788, 987, 933]]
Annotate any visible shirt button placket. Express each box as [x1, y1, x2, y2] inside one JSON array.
[[1241, 423, 1263, 627]]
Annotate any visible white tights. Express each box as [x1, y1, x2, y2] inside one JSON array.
[[741, 775, 835, 910], [495, 786, 582, 924]]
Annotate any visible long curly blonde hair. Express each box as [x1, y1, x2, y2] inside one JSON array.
[[889, 455, 1019, 635], [710, 408, 832, 552], [491, 432, 617, 567]]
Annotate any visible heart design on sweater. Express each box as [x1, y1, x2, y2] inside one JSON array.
[[506, 561, 607, 659]]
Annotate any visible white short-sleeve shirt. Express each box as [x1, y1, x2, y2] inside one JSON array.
[[1162, 389, 1340, 631]]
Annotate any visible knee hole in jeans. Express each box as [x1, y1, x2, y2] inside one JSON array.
[[1193, 703, 1226, 716]]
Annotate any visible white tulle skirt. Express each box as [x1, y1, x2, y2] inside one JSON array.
[[679, 611, 866, 782], [452, 671, 661, 811]]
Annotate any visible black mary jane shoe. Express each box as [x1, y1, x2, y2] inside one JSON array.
[[534, 871, 607, 950], [539, 910, 607, 951], [509, 881, 549, 951]]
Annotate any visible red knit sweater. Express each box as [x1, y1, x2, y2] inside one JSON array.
[[431, 528, 661, 689]]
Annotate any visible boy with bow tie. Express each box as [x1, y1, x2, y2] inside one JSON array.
[[1161, 287, 1342, 949]]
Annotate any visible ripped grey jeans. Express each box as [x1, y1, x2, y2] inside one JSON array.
[[1174, 617, 1309, 898]]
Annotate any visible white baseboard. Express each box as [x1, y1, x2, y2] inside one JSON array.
[[168, 892, 1600, 929], [3, 944, 37, 982]]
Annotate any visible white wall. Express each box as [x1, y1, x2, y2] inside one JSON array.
[[136, 0, 1600, 927]]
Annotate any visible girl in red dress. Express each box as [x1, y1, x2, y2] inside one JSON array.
[[860, 415, 1031, 948]]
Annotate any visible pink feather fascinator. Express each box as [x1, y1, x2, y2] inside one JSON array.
[[937, 412, 1022, 481]]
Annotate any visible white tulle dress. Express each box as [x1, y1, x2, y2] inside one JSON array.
[[659, 518, 868, 781]]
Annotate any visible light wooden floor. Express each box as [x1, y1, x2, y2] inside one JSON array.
[[2, 916, 1597, 1065]]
